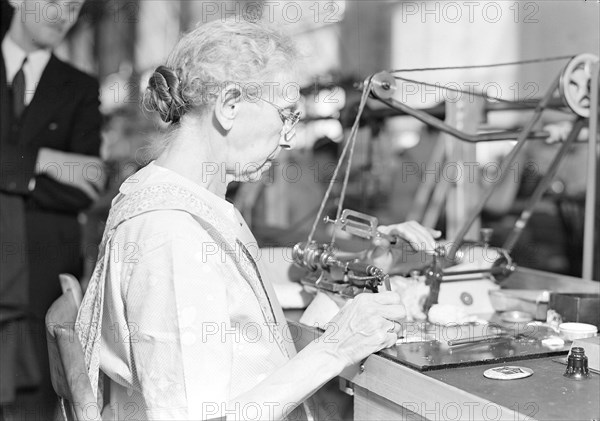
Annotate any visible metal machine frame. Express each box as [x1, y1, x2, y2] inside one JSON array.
[[292, 54, 599, 306]]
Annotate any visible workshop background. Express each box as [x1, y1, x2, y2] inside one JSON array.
[[25, 0, 598, 280]]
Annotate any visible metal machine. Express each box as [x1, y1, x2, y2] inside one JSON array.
[[293, 53, 599, 313]]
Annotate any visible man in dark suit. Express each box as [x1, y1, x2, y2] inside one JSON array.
[[1, 0, 103, 417]]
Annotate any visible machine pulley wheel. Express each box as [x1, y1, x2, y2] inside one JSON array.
[[560, 53, 599, 118], [369, 71, 397, 100]]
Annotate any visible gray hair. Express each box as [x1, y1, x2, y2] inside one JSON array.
[[144, 18, 298, 124]]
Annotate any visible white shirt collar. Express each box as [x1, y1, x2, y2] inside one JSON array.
[[2, 34, 52, 105]]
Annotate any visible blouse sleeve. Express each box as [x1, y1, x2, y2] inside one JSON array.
[[124, 211, 232, 420]]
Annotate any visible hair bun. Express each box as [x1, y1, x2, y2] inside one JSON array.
[[145, 66, 188, 123]]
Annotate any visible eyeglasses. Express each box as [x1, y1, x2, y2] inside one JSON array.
[[256, 97, 301, 133]]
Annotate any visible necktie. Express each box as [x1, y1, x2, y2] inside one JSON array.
[[12, 56, 27, 119]]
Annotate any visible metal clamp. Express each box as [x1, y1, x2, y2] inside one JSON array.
[[324, 209, 400, 245]]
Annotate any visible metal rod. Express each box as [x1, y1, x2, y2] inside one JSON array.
[[447, 74, 562, 260], [485, 98, 567, 112], [583, 60, 600, 280], [447, 334, 508, 347], [306, 82, 371, 245], [408, 137, 446, 222], [475, 131, 549, 142], [503, 119, 586, 253], [345, 96, 567, 126], [376, 97, 549, 142], [443, 268, 493, 277]]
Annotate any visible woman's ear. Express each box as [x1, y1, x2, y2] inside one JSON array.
[[215, 84, 242, 131]]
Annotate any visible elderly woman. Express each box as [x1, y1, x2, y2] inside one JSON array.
[[76, 18, 438, 420]]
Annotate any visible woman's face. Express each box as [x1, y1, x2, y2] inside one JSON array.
[[225, 86, 299, 182]]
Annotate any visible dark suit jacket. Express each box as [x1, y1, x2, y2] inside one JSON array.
[[1, 0, 102, 209], [0, 0, 11, 39], [1, 53, 102, 210], [1, 32, 102, 319], [1, 9, 102, 403]]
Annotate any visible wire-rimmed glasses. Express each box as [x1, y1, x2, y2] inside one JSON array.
[[256, 97, 301, 134]]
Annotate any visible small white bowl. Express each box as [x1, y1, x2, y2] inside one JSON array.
[[558, 322, 598, 341]]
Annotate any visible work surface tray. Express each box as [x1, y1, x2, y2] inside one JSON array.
[[378, 319, 570, 371]]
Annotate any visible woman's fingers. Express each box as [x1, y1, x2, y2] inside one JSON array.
[[372, 236, 391, 249], [386, 319, 403, 336], [329, 294, 408, 365], [384, 332, 400, 348], [427, 226, 442, 239], [381, 320, 402, 348], [368, 291, 402, 305], [378, 304, 407, 321], [403, 221, 438, 251], [378, 221, 441, 253]]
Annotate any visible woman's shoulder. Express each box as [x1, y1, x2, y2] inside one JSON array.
[[117, 209, 209, 244], [107, 210, 219, 275], [106, 163, 230, 250], [116, 162, 174, 196]]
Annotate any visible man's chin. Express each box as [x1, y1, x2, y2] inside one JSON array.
[[35, 28, 66, 48]]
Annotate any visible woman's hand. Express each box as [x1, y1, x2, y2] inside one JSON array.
[[322, 291, 405, 367], [226, 291, 405, 420], [389, 275, 429, 321], [543, 121, 588, 144], [377, 221, 441, 251], [369, 221, 442, 272]]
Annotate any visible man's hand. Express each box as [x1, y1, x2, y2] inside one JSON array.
[[35, 148, 106, 201]]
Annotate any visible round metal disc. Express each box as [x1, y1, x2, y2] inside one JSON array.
[[559, 53, 599, 118], [483, 366, 534, 380], [370, 71, 397, 100], [500, 310, 534, 323]]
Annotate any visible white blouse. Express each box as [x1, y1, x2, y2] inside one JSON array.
[[81, 163, 294, 420]]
